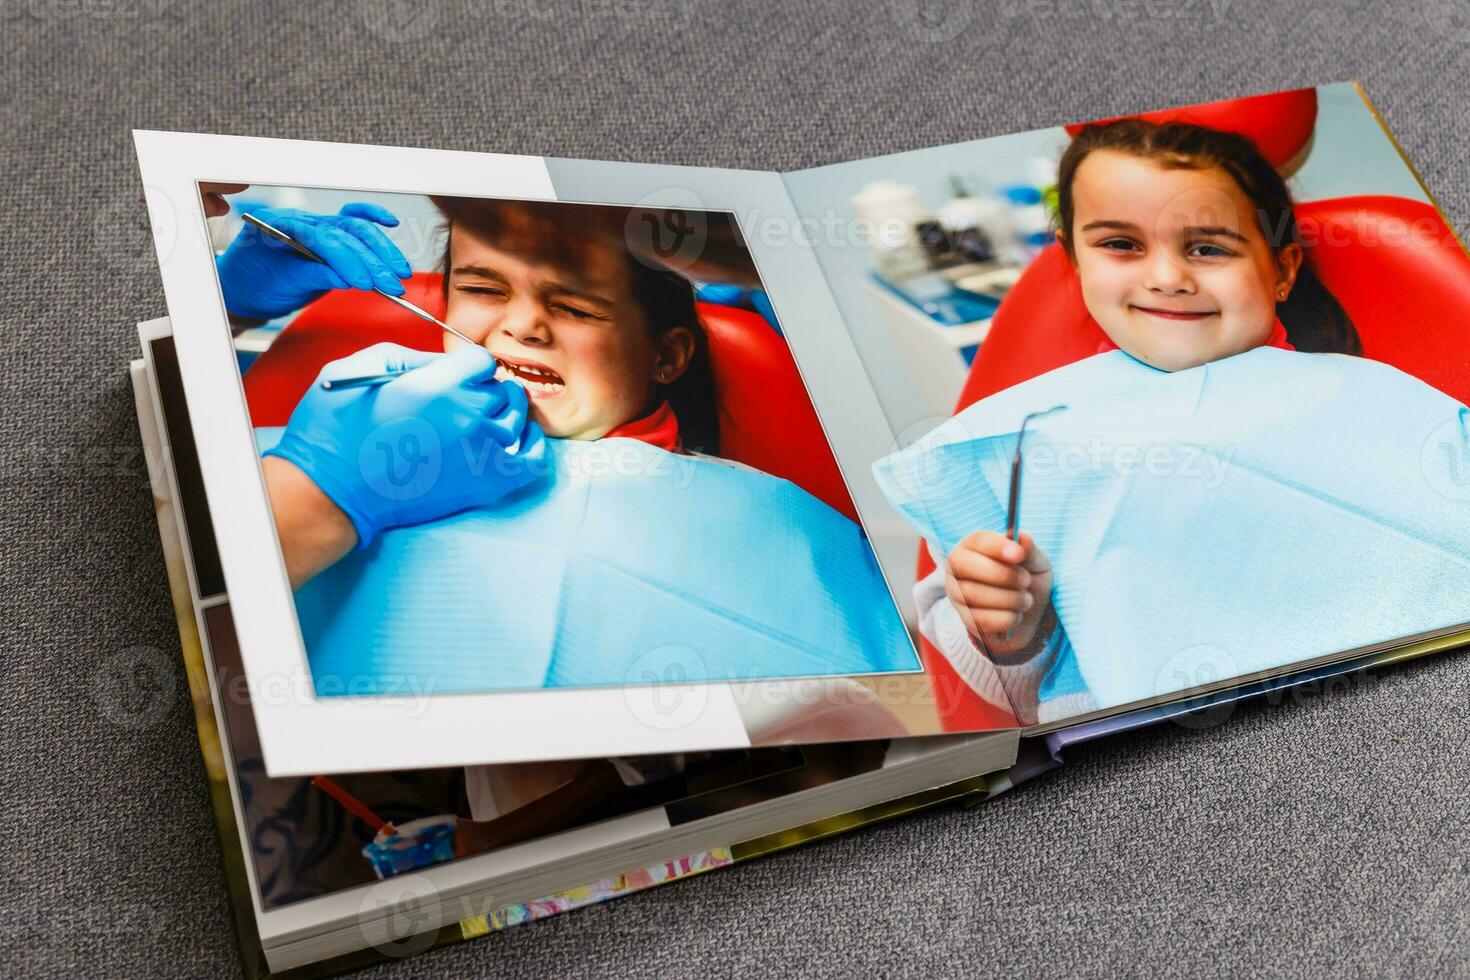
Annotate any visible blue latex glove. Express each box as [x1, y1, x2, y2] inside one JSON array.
[[694, 284, 781, 334], [264, 343, 547, 548], [216, 203, 414, 321]]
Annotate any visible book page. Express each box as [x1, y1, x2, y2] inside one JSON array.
[[133, 133, 1022, 774], [782, 80, 1470, 731]]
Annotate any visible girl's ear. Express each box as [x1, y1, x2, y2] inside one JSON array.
[[653, 326, 696, 384], [1274, 242, 1305, 301]]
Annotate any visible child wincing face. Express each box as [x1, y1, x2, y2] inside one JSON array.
[[439, 215, 697, 443], [1059, 149, 1305, 372]]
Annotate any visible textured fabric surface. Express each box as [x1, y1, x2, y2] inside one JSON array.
[[2, 1, 1467, 976]]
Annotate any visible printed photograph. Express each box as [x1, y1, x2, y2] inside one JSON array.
[[199, 186, 922, 697], [786, 83, 1470, 726]]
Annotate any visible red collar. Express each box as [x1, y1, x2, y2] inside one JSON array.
[[1096, 316, 1295, 356], [603, 400, 682, 452]]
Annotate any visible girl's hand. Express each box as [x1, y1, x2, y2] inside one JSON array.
[[942, 530, 1053, 657]]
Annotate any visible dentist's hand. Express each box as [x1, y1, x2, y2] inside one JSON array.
[[265, 343, 547, 559], [216, 204, 413, 321]]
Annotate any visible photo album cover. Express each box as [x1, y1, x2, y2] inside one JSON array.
[[130, 80, 1470, 974]]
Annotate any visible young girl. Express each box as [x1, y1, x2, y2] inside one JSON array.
[[257, 196, 915, 694], [875, 119, 1470, 725]]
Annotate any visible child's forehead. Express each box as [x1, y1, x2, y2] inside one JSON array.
[[1074, 150, 1256, 233], [449, 221, 631, 294]]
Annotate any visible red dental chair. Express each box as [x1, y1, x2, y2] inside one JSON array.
[[917, 91, 1470, 731], [242, 274, 859, 524]]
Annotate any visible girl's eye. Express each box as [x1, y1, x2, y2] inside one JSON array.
[[456, 285, 507, 298], [1097, 238, 1140, 253], [1189, 242, 1234, 259], [553, 303, 606, 321]]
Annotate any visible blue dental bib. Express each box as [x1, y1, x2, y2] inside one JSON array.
[[873, 348, 1470, 709], [256, 431, 918, 694]]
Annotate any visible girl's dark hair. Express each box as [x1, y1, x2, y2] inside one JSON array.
[[1054, 119, 1361, 355], [429, 196, 720, 454]]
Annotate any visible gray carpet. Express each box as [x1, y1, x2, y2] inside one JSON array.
[[3, 0, 1468, 976]]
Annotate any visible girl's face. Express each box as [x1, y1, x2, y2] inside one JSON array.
[[1065, 150, 1302, 372], [442, 225, 692, 440]]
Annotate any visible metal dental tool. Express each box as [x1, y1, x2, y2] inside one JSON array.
[[1005, 404, 1069, 541], [238, 211, 490, 390]]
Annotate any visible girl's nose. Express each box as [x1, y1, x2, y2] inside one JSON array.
[[1145, 253, 1195, 294], [496, 299, 552, 346]]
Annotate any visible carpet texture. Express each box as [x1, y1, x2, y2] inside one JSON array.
[[2, 0, 1467, 976]]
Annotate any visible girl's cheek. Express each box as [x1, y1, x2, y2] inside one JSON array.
[[444, 305, 497, 348]]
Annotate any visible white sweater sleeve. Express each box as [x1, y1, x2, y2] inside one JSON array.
[[913, 540, 1058, 727]]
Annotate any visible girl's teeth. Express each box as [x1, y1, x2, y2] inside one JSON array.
[[495, 363, 563, 393]]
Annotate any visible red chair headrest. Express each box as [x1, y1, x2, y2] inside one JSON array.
[[1065, 88, 1318, 170], [241, 273, 859, 521]]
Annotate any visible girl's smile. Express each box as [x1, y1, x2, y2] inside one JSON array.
[[1064, 150, 1303, 371], [1130, 304, 1218, 321]]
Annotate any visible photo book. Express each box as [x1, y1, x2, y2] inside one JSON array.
[[129, 80, 1470, 975]]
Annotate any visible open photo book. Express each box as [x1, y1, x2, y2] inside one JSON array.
[[130, 80, 1470, 974]]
